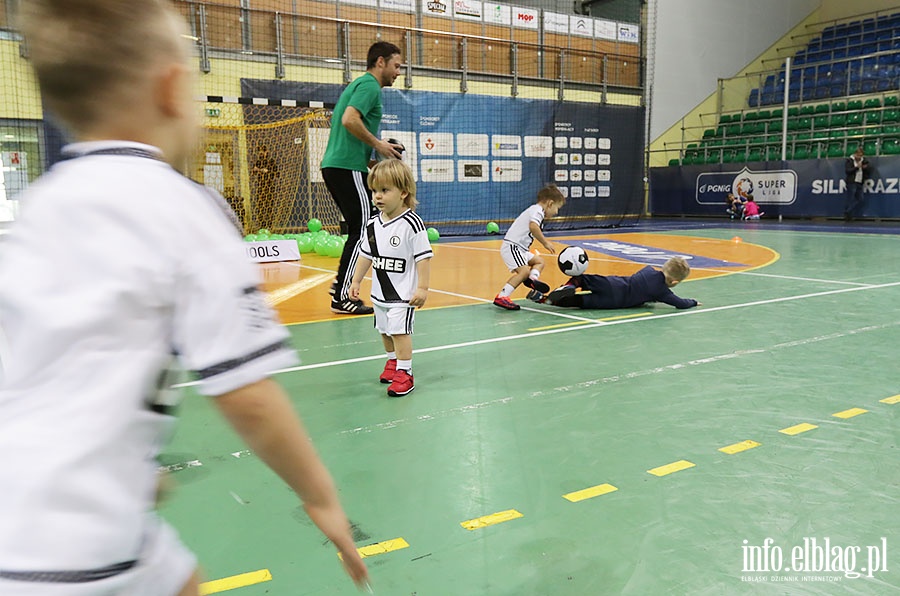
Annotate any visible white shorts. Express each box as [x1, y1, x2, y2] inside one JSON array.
[[374, 304, 415, 336], [0, 515, 197, 596], [500, 241, 535, 271]]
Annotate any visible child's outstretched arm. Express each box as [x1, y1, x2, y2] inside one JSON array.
[[409, 257, 431, 307], [529, 221, 556, 254], [349, 256, 373, 300]]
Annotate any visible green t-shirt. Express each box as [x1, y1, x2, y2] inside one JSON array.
[[321, 72, 383, 172]]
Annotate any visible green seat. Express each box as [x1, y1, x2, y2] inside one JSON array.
[[814, 103, 830, 114], [796, 132, 813, 140], [797, 117, 812, 130], [884, 96, 899, 107], [702, 128, 717, 139], [719, 114, 732, 124], [827, 142, 844, 158], [793, 144, 810, 159], [864, 98, 882, 109], [681, 155, 695, 165], [771, 108, 784, 118], [726, 124, 741, 136], [863, 140, 877, 155], [705, 150, 722, 164], [865, 110, 882, 124], [767, 120, 783, 133], [744, 112, 759, 121], [766, 146, 782, 161], [813, 115, 829, 128], [668, 158, 681, 166], [831, 102, 846, 112], [882, 110, 900, 124], [799, 105, 815, 116], [721, 149, 735, 163], [733, 150, 747, 162], [829, 113, 847, 126], [829, 129, 846, 138], [788, 107, 800, 117], [847, 99, 864, 111], [846, 128, 864, 138], [846, 112, 864, 125], [758, 110, 772, 120], [748, 148, 763, 162], [883, 138, 900, 154], [882, 124, 900, 134]]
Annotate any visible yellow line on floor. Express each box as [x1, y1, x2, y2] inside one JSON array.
[[563, 483, 618, 502], [880, 394, 900, 404], [718, 440, 761, 454], [356, 538, 410, 559], [779, 422, 818, 435], [528, 311, 652, 331], [647, 460, 695, 477], [265, 273, 334, 306], [833, 407, 868, 419], [199, 569, 272, 595], [461, 509, 523, 530]]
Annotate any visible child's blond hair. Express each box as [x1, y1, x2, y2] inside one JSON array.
[[662, 256, 691, 282], [537, 184, 566, 207], [19, 0, 186, 136], [368, 159, 418, 210]]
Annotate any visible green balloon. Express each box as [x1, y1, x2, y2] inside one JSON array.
[[256, 234, 270, 241], [325, 237, 343, 257], [307, 218, 323, 233], [427, 227, 440, 242], [296, 235, 314, 253], [314, 235, 331, 255], [316, 229, 331, 237], [257, 228, 270, 236], [269, 234, 285, 241], [244, 234, 259, 242], [486, 221, 500, 234]]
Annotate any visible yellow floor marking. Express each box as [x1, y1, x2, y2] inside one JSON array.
[[880, 394, 900, 404], [528, 311, 652, 332], [833, 407, 868, 419], [718, 440, 761, 454], [265, 272, 334, 306], [199, 569, 272, 595], [563, 483, 618, 502], [349, 537, 410, 559], [647, 460, 695, 477], [779, 422, 818, 435], [461, 509, 523, 530]]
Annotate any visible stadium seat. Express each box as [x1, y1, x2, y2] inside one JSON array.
[[830, 113, 847, 126], [865, 110, 882, 124], [793, 144, 810, 159], [668, 158, 680, 167], [884, 96, 899, 107], [827, 142, 845, 158], [864, 98, 882, 108], [883, 138, 900, 154], [863, 139, 878, 155], [882, 109, 899, 123]]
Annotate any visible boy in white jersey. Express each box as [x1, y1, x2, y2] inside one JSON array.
[[493, 185, 566, 310], [0, 1, 368, 594], [350, 160, 433, 397]]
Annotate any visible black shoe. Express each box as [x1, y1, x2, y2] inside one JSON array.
[[328, 279, 338, 296], [523, 277, 550, 294], [547, 284, 576, 304], [331, 298, 374, 315], [526, 289, 546, 303]]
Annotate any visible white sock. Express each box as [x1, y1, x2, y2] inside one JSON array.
[[397, 359, 412, 373], [529, 269, 540, 280], [499, 283, 515, 297], [386, 351, 396, 360]]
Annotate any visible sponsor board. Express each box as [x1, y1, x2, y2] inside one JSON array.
[[457, 133, 489, 156], [491, 134, 522, 157], [696, 167, 798, 205], [523, 136, 553, 157], [419, 132, 454, 155], [420, 159, 455, 182], [459, 160, 489, 182], [491, 160, 523, 182]]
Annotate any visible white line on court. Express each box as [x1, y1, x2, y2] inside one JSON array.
[[171, 279, 900, 388]]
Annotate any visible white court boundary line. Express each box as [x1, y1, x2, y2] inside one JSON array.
[[172, 279, 900, 388]]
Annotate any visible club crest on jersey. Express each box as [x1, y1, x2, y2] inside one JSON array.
[[390, 235, 401, 247], [371, 256, 406, 273]]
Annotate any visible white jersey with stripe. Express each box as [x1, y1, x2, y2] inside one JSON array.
[[359, 209, 433, 307], [503, 203, 546, 250], [0, 141, 298, 571]]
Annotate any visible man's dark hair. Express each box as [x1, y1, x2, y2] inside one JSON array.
[[367, 41, 401, 69]]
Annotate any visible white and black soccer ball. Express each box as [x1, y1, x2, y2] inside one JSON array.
[[557, 246, 589, 276], [377, 137, 405, 161]]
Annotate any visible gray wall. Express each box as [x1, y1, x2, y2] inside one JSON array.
[[649, 0, 819, 141]]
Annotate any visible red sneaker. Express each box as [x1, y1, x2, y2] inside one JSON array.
[[380, 358, 397, 384], [387, 369, 415, 397], [493, 295, 521, 310]]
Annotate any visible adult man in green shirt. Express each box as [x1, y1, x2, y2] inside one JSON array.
[[322, 41, 404, 315]]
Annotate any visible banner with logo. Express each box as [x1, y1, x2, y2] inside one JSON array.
[[243, 79, 644, 228], [649, 158, 900, 218]]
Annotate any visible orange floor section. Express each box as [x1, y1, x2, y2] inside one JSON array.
[[261, 233, 776, 325]]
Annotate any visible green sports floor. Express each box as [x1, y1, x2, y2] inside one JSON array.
[[160, 222, 900, 596]]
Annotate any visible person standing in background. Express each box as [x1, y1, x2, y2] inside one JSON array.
[[844, 145, 870, 222], [321, 41, 404, 315]]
